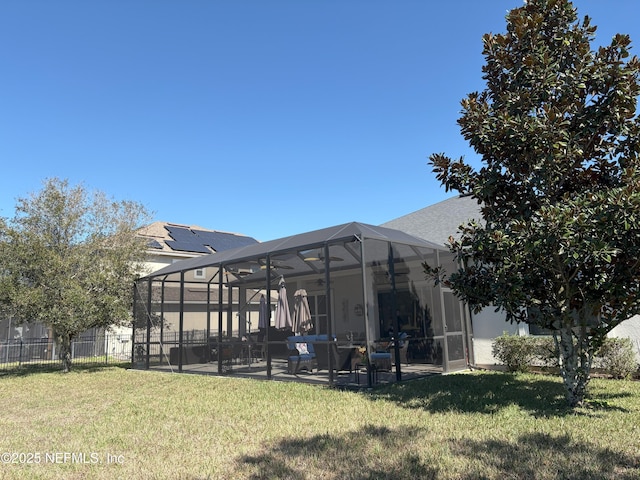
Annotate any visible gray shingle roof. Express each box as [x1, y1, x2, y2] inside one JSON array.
[[381, 195, 483, 247], [140, 221, 445, 281]]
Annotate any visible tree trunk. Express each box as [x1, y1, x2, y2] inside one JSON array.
[[57, 333, 73, 373], [555, 327, 593, 407]]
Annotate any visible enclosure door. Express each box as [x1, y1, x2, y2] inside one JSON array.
[[443, 290, 467, 370]]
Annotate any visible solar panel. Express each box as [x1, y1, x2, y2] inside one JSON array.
[[165, 226, 197, 242], [166, 240, 211, 254], [163, 225, 258, 254], [147, 239, 163, 249], [192, 230, 258, 252]]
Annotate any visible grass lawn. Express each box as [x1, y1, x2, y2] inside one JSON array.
[[0, 367, 638, 480]]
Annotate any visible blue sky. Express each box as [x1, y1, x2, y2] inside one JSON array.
[[1, 1, 639, 241]]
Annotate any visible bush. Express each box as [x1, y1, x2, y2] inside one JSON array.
[[492, 333, 538, 372], [492, 333, 639, 379], [532, 336, 559, 368], [595, 337, 638, 380]]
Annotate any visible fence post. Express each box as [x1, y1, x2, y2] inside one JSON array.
[[105, 335, 109, 364], [19, 340, 23, 366]]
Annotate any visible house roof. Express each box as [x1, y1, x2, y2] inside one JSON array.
[[140, 221, 445, 281], [381, 195, 483, 246], [137, 221, 259, 256]]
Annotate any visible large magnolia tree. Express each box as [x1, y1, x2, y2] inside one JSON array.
[[0, 178, 151, 372], [427, 0, 640, 406]]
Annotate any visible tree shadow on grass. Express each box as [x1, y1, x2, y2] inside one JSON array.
[[232, 425, 638, 480], [236, 425, 439, 480], [449, 431, 639, 480], [368, 372, 631, 417], [0, 362, 130, 377]]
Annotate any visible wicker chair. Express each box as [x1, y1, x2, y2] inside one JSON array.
[[398, 339, 409, 365], [313, 339, 353, 374]]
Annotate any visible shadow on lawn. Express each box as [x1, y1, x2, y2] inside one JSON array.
[[0, 362, 130, 377], [237, 425, 438, 480], [369, 372, 631, 417], [234, 425, 638, 480], [449, 431, 639, 480]]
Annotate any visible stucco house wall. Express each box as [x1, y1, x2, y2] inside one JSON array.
[[610, 315, 640, 363]]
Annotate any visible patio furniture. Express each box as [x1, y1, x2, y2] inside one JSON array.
[[219, 344, 234, 372], [350, 350, 369, 384], [258, 327, 294, 360], [370, 340, 392, 369], [369, 351, 392, 371], [286, 334, 324, 374], [312, 337, 353, 374], [169, 344, 209, 365], [398, 339, 409, 365], [233, 338, 260, 364], [391, 333, 410, 366]]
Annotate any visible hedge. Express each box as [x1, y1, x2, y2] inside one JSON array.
[[491, 333, 638, 379]]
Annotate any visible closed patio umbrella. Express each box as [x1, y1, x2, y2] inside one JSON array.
[[293, 289, 312, 334], [275, 277, 292, 330], [258, 294, 268, 329]]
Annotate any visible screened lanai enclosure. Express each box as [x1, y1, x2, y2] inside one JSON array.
[[133, 222, 472, 387]]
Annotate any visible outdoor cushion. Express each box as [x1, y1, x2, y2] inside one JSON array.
[[288, 353, 314, 362], [287, 335, 333, 356], [287, 337, 317, 374], [286, 334, 338, 374], [287, 336, 309, 354]]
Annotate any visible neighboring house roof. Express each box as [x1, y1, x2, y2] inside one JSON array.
[[137, 221, 259, 256], [381, 195, 483, 247]]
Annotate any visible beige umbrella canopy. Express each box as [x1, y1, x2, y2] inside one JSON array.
[[275, 277, 292, 330], [293, 289, 313, 334]]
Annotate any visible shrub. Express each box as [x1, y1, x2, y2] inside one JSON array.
[[595, 337, 638, 379], [492, 333, 639, 379], [532, 336, 559, 368], [492, 333, 538, 372]]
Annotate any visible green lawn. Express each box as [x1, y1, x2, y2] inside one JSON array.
[[0, 367, 638, 479]]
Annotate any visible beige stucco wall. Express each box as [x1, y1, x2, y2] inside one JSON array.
[[472, 310, 640, 366], [471, 306, 520, 366], [609, 315, 640, 363]]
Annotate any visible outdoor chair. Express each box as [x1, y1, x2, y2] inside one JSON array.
[[394, 333, 409, 365], [369, 351, 392, 371], [313, 338, 353, 374], [369, 342, 392, 372], [232, 340, 245, 364], [286, 335, 319, 374]]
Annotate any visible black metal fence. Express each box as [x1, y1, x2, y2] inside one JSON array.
[[0, 333, 132, 370], [133, 330, 211, 366]]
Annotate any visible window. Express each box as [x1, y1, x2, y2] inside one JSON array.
[[526, 307, 553, 335], [194, 268, 206, 279], [307, 293, 328, 334], [528, 324, 553, 336]]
